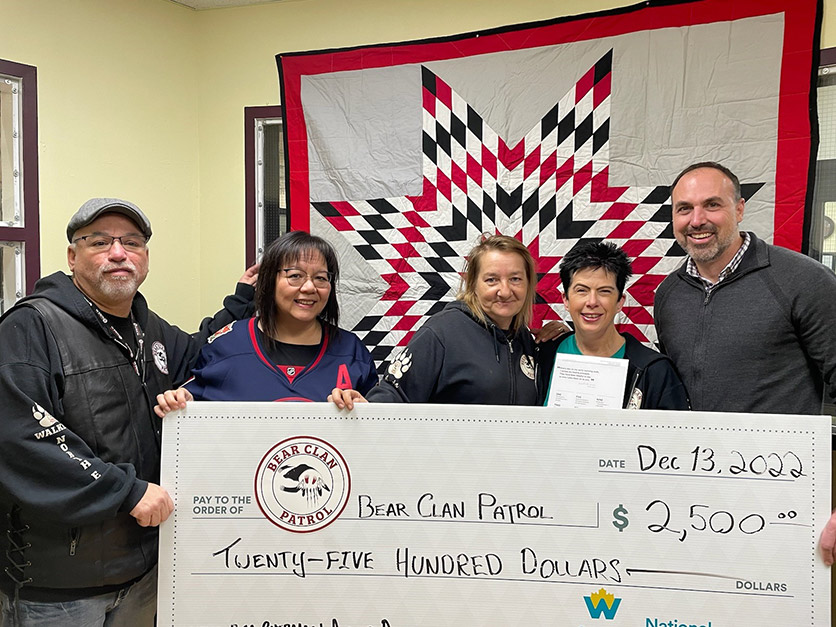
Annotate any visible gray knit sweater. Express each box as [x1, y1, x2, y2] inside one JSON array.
[[654, 233, 836, 414]]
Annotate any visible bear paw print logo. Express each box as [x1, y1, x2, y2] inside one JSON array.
[[387, 349, 413, 380], [32, 403, 58, 428]]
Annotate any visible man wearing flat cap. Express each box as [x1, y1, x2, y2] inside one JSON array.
[[0, 199, 257, 626]]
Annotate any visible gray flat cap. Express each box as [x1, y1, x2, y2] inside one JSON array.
[[66, 198, 153, 242]]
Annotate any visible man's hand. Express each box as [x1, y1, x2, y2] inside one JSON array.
[[819, 509, 836, 566], [238, 263, 260, 287], [154, 388, 193, 418], [328, 387, 367, 410], [130, 483, 174, 527], [533, 320, 571, 343]]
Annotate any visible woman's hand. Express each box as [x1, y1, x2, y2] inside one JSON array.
[[328, 388, 367, 410], [154, 388, 194, 418]]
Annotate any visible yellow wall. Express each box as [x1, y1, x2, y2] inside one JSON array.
[[1, 0, 835, 327], [192, 0, 635, 321], [0, 0, 202, 324]]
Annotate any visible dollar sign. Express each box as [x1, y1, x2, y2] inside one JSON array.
[[612, 504, 629, 532]]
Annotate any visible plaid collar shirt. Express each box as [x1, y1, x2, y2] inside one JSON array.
[[685, 231, 751, 293]]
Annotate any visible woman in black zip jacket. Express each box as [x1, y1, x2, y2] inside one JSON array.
[[331, 234, 544, 406]]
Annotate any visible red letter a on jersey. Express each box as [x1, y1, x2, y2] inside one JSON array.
[[336, 364, 353, 390]]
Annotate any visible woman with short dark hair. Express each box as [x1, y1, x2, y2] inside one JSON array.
[[538, 240, 689, 410]]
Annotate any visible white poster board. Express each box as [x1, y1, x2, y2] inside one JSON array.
[[158, 402, 831, 626]]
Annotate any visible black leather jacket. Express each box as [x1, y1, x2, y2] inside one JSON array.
[[0, 272, 252, 600]]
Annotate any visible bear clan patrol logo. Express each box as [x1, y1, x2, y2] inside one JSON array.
[[254, 436, 350, 532], [151, 341, 169, 375]]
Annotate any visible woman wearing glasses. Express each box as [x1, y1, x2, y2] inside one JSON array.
[[155, 231, 377, 412]]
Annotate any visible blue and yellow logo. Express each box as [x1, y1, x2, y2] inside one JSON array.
[[583, 588, 621, 620]]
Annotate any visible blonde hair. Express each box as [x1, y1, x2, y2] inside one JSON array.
[[457, 234, 536, 333]]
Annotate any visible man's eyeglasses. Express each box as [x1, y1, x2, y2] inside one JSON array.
[[72, 235, 149, 252], [281, 268, 332, 288]]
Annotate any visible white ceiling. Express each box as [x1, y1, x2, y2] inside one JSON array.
[[166, 0, 283, 10]]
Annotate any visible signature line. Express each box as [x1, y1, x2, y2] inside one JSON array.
[[626, 568, 740, 580]]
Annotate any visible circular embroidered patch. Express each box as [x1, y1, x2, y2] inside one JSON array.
[[520, 354, 535, 380], [152, 341, 169, 374]]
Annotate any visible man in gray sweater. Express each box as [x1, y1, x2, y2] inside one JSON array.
[[653, 161, 836, 564]]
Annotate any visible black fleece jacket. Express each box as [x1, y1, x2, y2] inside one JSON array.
[[367, 301, 539, 405]]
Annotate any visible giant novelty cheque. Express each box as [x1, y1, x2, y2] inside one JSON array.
[[158, 403, 831, 626]]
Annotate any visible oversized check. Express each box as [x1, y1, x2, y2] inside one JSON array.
[[158, 403, 831, 626]]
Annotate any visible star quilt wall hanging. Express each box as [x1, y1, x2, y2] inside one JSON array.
[[277, 0, 821, 368]]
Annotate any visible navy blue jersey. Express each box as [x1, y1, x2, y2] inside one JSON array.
[[184, 318, 377, 402]]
